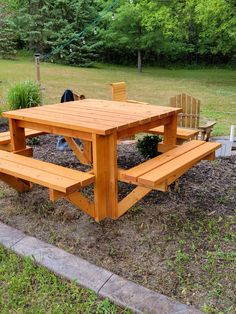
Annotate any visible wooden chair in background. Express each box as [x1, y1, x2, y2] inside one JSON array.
[[169, 93, 216, 141], [150, 93, 216, 143], [110, 82, 148, 140], [73, 92, 85, 100], [110, 82, 148, 105]]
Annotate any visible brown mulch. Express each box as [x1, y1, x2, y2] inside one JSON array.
[[0, 125, 235, 313]]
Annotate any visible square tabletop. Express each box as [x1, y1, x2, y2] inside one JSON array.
[[2, 99, 182, 135]]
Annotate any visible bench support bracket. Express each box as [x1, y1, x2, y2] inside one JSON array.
[[49, 189, 95, 218], [117, 186, 152, 218], [65, 137, 92, 165], [0, 173, 32, 192]]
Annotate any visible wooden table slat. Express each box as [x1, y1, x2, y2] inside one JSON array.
[[3, 99, 181, 135]]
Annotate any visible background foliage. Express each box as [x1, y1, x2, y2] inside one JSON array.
[[0, 0, 236, 67]]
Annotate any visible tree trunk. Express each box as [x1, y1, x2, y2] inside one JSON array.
[[138, 49, 142, 73]]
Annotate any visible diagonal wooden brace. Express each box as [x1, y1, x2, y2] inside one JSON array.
[[64, 137, 92, 165], [49, 189, 95, 218], [0, 173, 32, 192], [117, 186, 152, 218]]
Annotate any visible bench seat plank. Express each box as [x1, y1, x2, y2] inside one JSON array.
[[149, 125, 199, 140], [0, 151, 94, 194], [0, 129, 45, 145], [138, 142, 221, 188], [122, 140, 206, 182]]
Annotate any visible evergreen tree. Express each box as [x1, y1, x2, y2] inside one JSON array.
[[0, 4, 17, 58], [14, 0, 102, 66]]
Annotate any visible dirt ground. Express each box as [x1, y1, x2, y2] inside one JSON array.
[[0, 127, 235, 313]]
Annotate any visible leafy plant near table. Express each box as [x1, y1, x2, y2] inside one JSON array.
[[7, 80, 41, 110], [137, 135, 162, 159]]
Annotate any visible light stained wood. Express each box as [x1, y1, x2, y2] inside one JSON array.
[[67, 101, 170, 119], [92, 133, 118, 221], [149, 125, 199, 140], [110, 82, 148, 105], [14, 146, 33, 157], [0, 129, 45, 145], [17, 120, 92, 141], [0, 150, 95, 194], [73, 92, 85, 100], [118, 186, 151, 218], [5, 110, 118, 135], [157, 143, 179, 153], [118, 169, 167, 192], [9, 119, 26, 152], [118, 116, 172, 140], [49, 189, 95, 217], [26, 106, 139, 131], [49, 189, 64, 201], [38, 105, 144, 125], [121, 140, 206, 183], [2, 99, 181, 136], [119, 140, 221, 206], [168, 93, 215, 140], [203, 152, 216, 161], [66, 192, 95, 218], [64, 137, 91, 165], [1, 98, 218, 221], [0, 173, 32, 192], [82, 140, 93, 164], [163, 114, 177, 145], [138, 142, 221, 188], [111, 82, 127, 101], [0, 143, 12, 152]]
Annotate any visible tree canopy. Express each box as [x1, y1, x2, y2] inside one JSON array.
[[1, 0, 236, 67]]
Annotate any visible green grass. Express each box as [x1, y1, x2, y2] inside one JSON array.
[[0, 55, 235, 135], [0, 245, 130, 314], [164, 214, 236, 313]]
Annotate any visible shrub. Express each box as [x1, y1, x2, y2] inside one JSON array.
[[137, 135, 162, 159], [7, 81, 41, 110]]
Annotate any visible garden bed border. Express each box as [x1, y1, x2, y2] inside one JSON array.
[[0, 221, 202, 314]]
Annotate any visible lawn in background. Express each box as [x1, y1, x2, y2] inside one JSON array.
[[0, 55, 235, 135], [0, 245, 130, 314]]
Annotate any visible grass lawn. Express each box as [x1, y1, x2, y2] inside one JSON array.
[[0, 245, 130, 314], [0, 55, 236, 135]]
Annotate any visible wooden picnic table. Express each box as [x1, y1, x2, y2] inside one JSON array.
[[2, 99, 181, 221]]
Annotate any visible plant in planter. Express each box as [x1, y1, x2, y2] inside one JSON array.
[[7, 81, 42, 110], [137, 135, 162, 159]]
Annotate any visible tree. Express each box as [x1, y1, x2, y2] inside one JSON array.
[[12, 0, 102, 66], [103, 0, 169, 72], [101, 0, 179, 71], [169, 0, 236, 63], [0, 3, 17, 59]]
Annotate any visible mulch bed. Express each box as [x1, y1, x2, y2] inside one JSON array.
[[0, 124, 235, 313]]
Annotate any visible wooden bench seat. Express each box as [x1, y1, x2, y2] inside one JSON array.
[[0, 150, 94, 194], [119, 140, 221, 191], [0, 128, 45, 146], [148, 125, 199, 141]]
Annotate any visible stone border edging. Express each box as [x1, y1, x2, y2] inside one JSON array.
[[0, 221, 202, 314]]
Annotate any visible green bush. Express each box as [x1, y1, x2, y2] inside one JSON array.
[[7, 81, 41, 110], [137, 135, 162, 159]]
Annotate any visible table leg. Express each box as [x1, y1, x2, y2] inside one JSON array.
[[163, 114, 177, 145], [92, 133, 118, 221], [83, 140, 93, 164], [9, 119, 26, 152]]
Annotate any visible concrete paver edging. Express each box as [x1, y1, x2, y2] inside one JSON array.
[[0, 221, 203, 314]]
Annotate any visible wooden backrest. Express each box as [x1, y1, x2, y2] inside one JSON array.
[[170, 93, 200, 128], [111, 82, 127, 102]]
